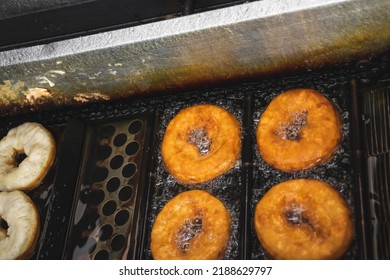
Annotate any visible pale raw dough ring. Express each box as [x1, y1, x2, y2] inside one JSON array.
[[0, 190, 40, 260], [254, 179, 354, 260], [0, 122, 56, 191], [162, 104, 241, 184], [151, 190, 231, 260]]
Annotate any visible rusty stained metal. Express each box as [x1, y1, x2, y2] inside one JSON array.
[[1, 0, 390, 116]]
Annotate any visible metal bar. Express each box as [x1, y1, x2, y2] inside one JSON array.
[[1, 0, 390, 117], [350, 79, 370, 259]]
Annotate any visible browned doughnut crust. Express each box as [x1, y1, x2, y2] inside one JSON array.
[[256, 89, 342, 172], [162, 104, 241, 184], [0, 122, 56, 191], [151, 190, 231, 260], [254, 179, 354, 260], [0, 190, 40, 260]]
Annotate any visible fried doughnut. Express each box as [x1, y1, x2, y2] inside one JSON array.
[[0, 122, 56, 191], [256, 89, 341, 172], [254, 179, 354, 260], [161, 104, 241, 184], [0, 190, 40, 259], [151, 190, 231, 260]]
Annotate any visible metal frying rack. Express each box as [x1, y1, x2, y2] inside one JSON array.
[[1, 51, 389, 259], [64, 116, 151, 260]]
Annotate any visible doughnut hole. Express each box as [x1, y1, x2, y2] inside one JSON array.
[[125, 141, 140, 156], [102, 200, 117, 216], [14, 150, 27, 167], [115, 209, 130, 226], [176, 215, 203, 252], [98, 224, 114, 241], [94, 250, 109, 260], [106, 177, 121, 192], [118, 186, 134, 202], [99, 125, 115, 139], [110, 155, 124, 169], [128, 120, 143, 134], [188, 128, 211, 155], [122, 163, 137, 178], [113, 133, 127, 147], [111, 234, 126, 251], [0, 218, 8, 231]]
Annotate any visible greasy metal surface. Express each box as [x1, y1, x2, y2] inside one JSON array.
[[1, 0, 390, 116], [0, 50, 388, 259]]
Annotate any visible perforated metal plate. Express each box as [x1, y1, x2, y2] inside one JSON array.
[[65, 116, 149, 260]]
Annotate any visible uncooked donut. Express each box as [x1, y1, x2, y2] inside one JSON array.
[[0, 122, 56, 191], [0, 190, 40, 260]]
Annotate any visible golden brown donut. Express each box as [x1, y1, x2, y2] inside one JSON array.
[[161, 104, 241, 184], [0, 122, 56, 191], [151, 190, 231, 260], [254, 179, 354, 260], [256, 89, 342, 172], [0, 190, 40, 259]]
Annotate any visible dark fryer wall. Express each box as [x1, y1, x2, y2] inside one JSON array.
[[0, 0, 253, 51]]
